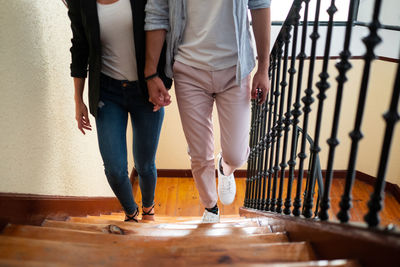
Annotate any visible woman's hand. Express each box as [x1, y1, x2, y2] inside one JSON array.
[[75, 100, 92, 134]]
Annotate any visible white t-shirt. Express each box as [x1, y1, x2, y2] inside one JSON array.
[[97, 0, 138, 81], [175, 0, 238, 71]]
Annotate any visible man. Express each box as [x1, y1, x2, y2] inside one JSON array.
[[144, 0, 271, 222]]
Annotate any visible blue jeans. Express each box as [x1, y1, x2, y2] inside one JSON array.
[[96, 73, 164, 215]]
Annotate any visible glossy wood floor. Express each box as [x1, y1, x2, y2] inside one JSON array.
[[132, 177, 400, 228]]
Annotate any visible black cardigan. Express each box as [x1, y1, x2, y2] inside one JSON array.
[[67, 0, 172, 117]]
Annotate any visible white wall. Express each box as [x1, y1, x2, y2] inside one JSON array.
[[0, 0, 113, 196]]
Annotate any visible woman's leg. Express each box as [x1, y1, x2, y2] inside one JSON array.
[[96, 98, 137, 216], [129, 92, 164, 216]]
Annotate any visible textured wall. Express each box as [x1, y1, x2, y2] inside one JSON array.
[[0, 0, 113, 196], [0, 1, 398, 198]]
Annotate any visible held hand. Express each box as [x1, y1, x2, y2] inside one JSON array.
[[251, 70, 270, 105], [146, 77, 172, 112], [75, 100, 92, 135]]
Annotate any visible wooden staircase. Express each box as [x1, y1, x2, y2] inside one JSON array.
[[0, 213, 361, 266]]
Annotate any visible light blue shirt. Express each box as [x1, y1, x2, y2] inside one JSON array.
[[145, 0, 271, 84]]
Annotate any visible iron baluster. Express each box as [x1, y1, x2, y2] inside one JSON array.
[[244, 99, 257, 207], [265, 52, 280, 211], [303, 0, 337, 218], [270, 37, 284, 212], [255, 102, 268, 209], [292, 0, 310, 216], [338, 0, 383, 223], [284, 0, 303, 215], [248, 97, 260, 207], [276, 21, 292, 213], [318, 0, 357, 221], [364, 51, 400, 227], [250, 102, 262, 208], [262, 67, 276, 210]]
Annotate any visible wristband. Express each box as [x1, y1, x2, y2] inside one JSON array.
[[144, 72, 159, 81]]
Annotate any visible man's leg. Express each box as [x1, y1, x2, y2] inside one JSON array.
[[173, 61, 218, 209], [215, 70, 251, 176]]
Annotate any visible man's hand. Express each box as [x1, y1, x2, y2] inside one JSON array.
[[251, 70, 270, 104], [251, 7, 271, 105], [147, 77, 172, 112], [75, 100, 92, 134]]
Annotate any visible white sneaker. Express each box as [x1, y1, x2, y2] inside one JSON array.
[[202, 209, 220, 223], [217, 153, 236, 205]]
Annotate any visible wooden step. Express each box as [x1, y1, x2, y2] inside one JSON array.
[[0, 259, 360, 267], [46, 218, 263, 229], [206, 259, 361, 267], [51, 220, 272, 235], [4, 223, 272, 239], [42, 219, 269, 235], [0, 236, 315, 266], [103, 214, 244, 221], [0, 259, 71, 267], [2, 224, 288, 246], [67, 215, 265, 226], [110, 213, 243, 219]]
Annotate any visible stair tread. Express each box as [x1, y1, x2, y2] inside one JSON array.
[[0, 259, 360, 267], [0, 236, 316, 265], [45, 218, 263, 229], [205, 259, 361, 267], [42, 219, 271, 236], [109, 213, 243, 219], [41, 222, 272, 236], [67, 216, 267, 226], [2, 224, 287, 245], [0, 259, 71, 267]]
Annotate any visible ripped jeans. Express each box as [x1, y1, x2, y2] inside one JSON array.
[[96, 73, 164, 215]]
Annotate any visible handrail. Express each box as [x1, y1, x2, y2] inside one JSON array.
[[272, 21, 400, 32]]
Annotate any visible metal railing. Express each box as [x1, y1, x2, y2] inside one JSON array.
[[244, 0, 400, 228]]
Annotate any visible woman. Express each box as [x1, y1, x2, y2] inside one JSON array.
[[67, 0, 171, 222]]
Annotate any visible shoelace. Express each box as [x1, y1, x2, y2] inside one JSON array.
[[220, 176, 233, 193]]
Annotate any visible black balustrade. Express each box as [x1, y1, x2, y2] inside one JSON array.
[[244, 0, 399, 230]]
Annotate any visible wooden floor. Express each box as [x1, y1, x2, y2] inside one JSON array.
[[133, 177, 400, 228]]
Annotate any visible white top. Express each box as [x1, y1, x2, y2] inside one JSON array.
[[175, 0, 238, 71], [97, 0, 138, 81]]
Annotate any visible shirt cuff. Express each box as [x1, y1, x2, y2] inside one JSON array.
[[248, 0, 271, 9]]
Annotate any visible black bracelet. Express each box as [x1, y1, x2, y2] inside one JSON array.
[[144, 72, 159, 81]]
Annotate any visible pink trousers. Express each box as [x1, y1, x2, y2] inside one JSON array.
[[173, 61, 251, 208]]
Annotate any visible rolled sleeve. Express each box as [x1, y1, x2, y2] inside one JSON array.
[[145, 0, 170, 31], [67, 0, 89, 78], [248, 0, 271, 9]]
